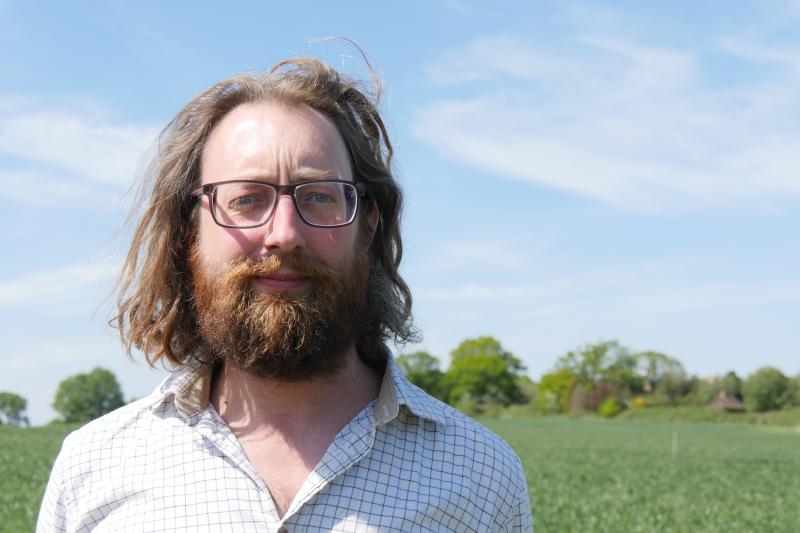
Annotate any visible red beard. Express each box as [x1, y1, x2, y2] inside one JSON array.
[[191, 247, 370, 381]]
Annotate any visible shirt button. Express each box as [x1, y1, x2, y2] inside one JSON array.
[[277, 527, 289, 533]]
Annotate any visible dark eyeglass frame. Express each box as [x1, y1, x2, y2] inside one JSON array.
[[190, 179, 367, 229]]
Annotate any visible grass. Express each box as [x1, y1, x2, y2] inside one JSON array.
[[484, 418, 800, 532], [3, 419, 799, 531], [0, 424, 77, 533]]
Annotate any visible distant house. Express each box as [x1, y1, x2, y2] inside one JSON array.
[[709, 390, 745, 412]]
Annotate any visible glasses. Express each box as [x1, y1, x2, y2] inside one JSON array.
[[191, 179, 366, 229]]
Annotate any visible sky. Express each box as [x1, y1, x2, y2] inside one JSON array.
[[1, 0, 798, 425]]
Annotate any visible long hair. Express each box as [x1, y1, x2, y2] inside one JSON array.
[[112, 57, 417, 369]]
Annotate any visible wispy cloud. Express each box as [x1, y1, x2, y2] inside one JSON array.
[[0, 260, 117, 309], [0, 170, 121, 207], [0, 97, 159, 208], [0, 99, 158, 185], [414, 29, 800, 213], [718, 38, 800, 73]]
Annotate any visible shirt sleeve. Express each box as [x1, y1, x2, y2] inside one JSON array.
[[501, 490, 534, 532], [500, 458, 534, 532], [36, 434, 73, 533]]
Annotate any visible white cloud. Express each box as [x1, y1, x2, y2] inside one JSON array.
[[414, 34, 800, 213], [0, 261, 117, 308], [0, 169, 121, 207], [0, 101, 159, 187]]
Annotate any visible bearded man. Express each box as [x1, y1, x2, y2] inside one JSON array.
[[38, 57, 533, 532]]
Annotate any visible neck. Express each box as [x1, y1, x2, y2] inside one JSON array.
[[210, 345, 382, 439]]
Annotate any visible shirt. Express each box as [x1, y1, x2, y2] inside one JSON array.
[[37, 355, 533, 532]]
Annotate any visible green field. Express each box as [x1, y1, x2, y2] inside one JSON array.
[[0, 424, 76, 533], [485, 418, 800, 532], [2, 420, 799, 532]]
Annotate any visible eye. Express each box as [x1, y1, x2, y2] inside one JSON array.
[[309, 192, 334, 204], [298, 185, 340, 206], [228, 194, 268, 211]]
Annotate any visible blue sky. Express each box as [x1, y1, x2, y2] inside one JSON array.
[[1, 1, 798, 425]]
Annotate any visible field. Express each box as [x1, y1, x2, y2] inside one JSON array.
[[485, 418, 800, 532], [0, 424, 76, 533], [2, 420, 799, 532]]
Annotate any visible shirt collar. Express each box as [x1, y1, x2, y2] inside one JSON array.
[[150, 348, 446, 427]]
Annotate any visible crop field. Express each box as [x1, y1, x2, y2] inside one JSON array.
[[0, 424, 76, 533], [485, 418, 800, 532], [2, 419, 799, 532]]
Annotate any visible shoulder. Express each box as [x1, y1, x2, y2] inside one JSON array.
[[47, 378, 184, 498], [412, 387, 526, 479], [55, 366, 195, 464], [60, 394, 161, 449], [386, 356, 527, 487], [390, 385, 532, 529]]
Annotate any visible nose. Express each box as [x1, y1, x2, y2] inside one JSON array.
[[261, 194, 306, 253]]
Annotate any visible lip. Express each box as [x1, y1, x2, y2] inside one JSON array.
[[250, 272, 310, 293]]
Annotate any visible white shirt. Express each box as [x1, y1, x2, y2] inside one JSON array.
[[37, 355, 533, 532]]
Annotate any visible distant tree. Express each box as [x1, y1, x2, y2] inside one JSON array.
[[443, 352, 524, 408], [634, 351, 686, 393], [556, 341, 640, 398], [715, 371, 744, 401], [396, 351, 444, 399], [786, 375, 800, 407], [743, 367, 788, 412], [516, 376, 537, 405], [53, 368, 125, 423], [537, 368, 576, 414], [654, 372, 695, 406], [557, 341, 633, 385], [0, 391, 29, 426], [450, 336, 526, 376]]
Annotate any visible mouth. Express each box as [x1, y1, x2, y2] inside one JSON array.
[[250, 272, 311, 293]]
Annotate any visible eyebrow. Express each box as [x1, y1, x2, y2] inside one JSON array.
[[289, 168, 339, 182]]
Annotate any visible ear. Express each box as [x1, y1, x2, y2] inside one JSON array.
[[362, 204, 380, 247]]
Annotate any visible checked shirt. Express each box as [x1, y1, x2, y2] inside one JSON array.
[[37, 355, 533, 532]]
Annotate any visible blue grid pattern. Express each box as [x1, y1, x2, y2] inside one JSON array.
[[37, 355, 533, 532]]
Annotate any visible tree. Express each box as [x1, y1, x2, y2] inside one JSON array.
[[53, 368, 125, 423], [396, 351, 444, 399], [634, 351, 686, 393], [443, 352, 525, 408], [556, 340, 640, 396], [0, 391, 29, 426], [786, 375, 800, 407], [537, 368, 576, 414], [450, 336, 526, 376], [714, 371, 744, 401], [743, 367, 788, 412]]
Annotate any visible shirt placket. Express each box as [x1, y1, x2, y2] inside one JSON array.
[[276, 404, 378, 530], [190, 407, 283, 531]]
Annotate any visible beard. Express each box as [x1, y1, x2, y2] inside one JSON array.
[[190, 245, 371, 382]]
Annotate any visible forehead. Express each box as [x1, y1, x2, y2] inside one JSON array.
[[200, 101, 352, 183]]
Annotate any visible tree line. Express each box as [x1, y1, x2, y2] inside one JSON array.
[[1, 338, 798, 426], [397, 337, 800, 418]]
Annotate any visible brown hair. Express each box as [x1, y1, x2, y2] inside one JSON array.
[[112, 57, 417, 369]]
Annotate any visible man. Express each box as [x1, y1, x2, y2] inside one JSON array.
[[38, 57, 533, 532]]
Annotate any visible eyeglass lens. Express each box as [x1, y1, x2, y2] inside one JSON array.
[[213, 181, 358, 227]]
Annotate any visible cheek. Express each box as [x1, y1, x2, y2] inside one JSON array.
[[196, 219, 260, 271], [307, 228, 360, 265]]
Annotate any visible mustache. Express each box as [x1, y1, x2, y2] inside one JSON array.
[[225, 254, 339, 286]]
